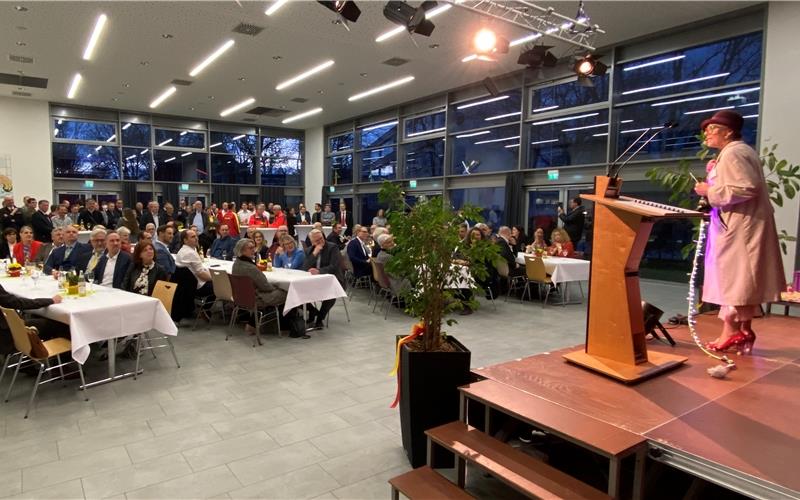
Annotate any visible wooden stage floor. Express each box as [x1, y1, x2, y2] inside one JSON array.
[[473, 313, 800, 497]]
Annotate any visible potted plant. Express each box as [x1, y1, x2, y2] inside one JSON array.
[[7, 262, 22, 277], [379, 182, 499, 467], [66, 271, 80, 295]]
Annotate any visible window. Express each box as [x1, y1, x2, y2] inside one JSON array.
[[52, 143, 120, 179], [404, 111, 446, 139], [122, 147, 151, 180], [450, 187, 505, 230], [154, 128, 205, 149], [403, 138, 444, 178], [211, 155, 256, 185], [451, 124, 519, 175], [615, 85, 760, 160], [53, 119, 116, 143], [530, 76, 609, 115], [616, 32, 762, 102], [528, 110, 609, 168], [329, 132, 354, 153], [153, 150, 208, 182], [359, 193, 383, 226], [210, 132, 258, 156], [121, 123, 151, 147], [359, 146, 396, 182], [449, 90, 522, 133], [359, 121, 397, 149], [261, 136, 302, 186], [330, 154, 353, 185]]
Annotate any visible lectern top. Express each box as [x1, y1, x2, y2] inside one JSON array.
[[582, 194, 705, 219]]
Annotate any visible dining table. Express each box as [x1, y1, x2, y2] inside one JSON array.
[[515, 253, 590, 304], [295, 224, 313, 243], [254, 227, 278, 246]]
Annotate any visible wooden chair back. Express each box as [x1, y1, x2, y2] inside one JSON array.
[[1, 307, 38, 359], [372, 260, 392, 290], [495, 259, 510, 279], [152, 280, 177, 315], [228, 274, 257, 310], [525, 257, 549, 283], [210, 269, 234, 302]]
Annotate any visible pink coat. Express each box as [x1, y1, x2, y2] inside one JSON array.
[[702, 141, 785, 306]]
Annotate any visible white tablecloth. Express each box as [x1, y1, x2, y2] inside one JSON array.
[[1, 277, 177, 364], [239, 224, 249, 238], [295, 225, 313, 242], [255, 227, 278, 246], [515, 253, 590, 284], [207, 258, 346, 315], [77, 230, 91, 244], [322, 226, 333, 237]]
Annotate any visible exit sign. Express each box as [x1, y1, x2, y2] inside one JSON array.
[[547, 169, 559, 181], [83, 180, 94, 188], [180, 183, 189, 191], [409, 179, 417, 188], [329, 185, 336, 193]]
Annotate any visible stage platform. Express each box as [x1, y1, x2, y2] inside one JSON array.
[[470, 313, 800, 499]]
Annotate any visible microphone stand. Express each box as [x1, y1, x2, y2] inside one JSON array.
[[610, 124, 675, 179]]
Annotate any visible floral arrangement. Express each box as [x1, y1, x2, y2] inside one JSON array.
[[7, 262, 22, 277]]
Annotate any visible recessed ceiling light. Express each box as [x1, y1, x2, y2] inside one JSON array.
[[140, 61, 150, 66], [14, 5, 28, 12], [272, 55, 283, 61], [82, 13, 107, 60], [282, 107, 323, 124], [181, 152, 192, 157], [232, 134, 246, 140], [275, 59, 335, 91], [123, 82, 130, 88], [360, 72, 368, 77], [161, 33, 174, 39], [265, 0, 289, 16], [189, 39, 235, 77], [158, 139, 173, 146], [208, 95, 215, 100], [219, 97, 256, 117], [122, 123, 131, 130], [15, 41, 26, 46], [237, 76, 246, 81], [67, 73, 82, 99], [149, 86, 177, 108], [348, 75, 414, 102], [164, 157, 176, 163]]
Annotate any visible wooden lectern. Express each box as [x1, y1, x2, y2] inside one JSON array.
[[563, 175, 704, 383]]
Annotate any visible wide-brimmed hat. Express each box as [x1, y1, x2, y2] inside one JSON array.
[[700, 110, 744, 134]]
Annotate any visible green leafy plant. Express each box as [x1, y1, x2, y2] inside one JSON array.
[[66, 271, 80, 286], [378, 181, 500, 352], [646, 137, 799, 255]]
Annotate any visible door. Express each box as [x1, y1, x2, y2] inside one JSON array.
[[526, 185, 593, 248]]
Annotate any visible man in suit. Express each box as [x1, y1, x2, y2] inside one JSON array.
[[31, 200, 54, 243], [0, 196, 23, 232], [558, 197, 587, 246], [44, 225, 92, 275], [92, 232, 131, 289], [110, 200, 124, 227], [496, 226, 523, 278], [34, 228, 63, 265], [311, 203, 323, 224], [80, 228, 108, 275], [140, 201, 163, 230], [296, 203, 311, 225], [336, 202, 353, 236], [346, 225, 371, 279], [303, 229, 344, 330], [77, 199, 105, 230], [154, 225, 176, 275], [326, 222, 346, 250]]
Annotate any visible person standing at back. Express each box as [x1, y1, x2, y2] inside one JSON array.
[[558, 198, 586, 246], [31, 200, 54, 243]]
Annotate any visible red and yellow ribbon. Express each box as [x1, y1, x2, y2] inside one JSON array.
[[389, 322, 425, 408]]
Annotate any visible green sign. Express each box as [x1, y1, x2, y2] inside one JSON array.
[[329, 185, 336, 193], [409, 179, 417, 188], [180, 183, 189, 191], [547, 169, 559, 181], [83, 180, 94, 188]]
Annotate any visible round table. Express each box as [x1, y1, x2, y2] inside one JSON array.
[[256, 227, 278, 246], [295, 224, 313, 242]]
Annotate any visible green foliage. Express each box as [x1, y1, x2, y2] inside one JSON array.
[[66, 271, 80, 286], [378, 182, 500, 352]]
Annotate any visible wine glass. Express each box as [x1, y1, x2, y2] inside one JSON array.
[[31, 267, 40, 288], [85, 270, 94, 292]]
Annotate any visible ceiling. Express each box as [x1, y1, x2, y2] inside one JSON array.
[[1, 1, 757, 130]]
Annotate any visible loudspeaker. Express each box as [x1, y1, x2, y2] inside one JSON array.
[[642, 301, 675, 346], [482, 76, 499, 97]]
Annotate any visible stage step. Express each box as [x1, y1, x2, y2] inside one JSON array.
[[388, 465, 474, 500], [426, 421, 611, 500]]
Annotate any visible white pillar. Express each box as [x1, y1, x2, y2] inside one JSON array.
[[0, 97, 53, 204], [304, 126, 325, 208]]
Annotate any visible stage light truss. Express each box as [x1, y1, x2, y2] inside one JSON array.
[[450, 0, 605, 51]]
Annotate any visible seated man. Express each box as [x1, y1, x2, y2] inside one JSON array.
[[81, 227, 108, 276], [34, 227, 63, 265], [174, 229, 214, 299], [268, 204, 287, 228], [303, 229, 345, 330], [304, 222, 322, 249], [44, 225, 91, 275], [326, 222, 346, 251], [346, 225, 372, 279], [209, 223, 236, 260], [0, 284, 69, 358], [154, 224, 176, 275], [268, 225, 288, 260], [92, 231, 132, 289]]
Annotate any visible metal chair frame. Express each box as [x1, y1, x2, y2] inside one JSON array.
[[227, 274, 280, 347], [134, 280, 181, 379]]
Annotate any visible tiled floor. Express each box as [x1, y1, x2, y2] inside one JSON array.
[[0, 279, 690, 499]]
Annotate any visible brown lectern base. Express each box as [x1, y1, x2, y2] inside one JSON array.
[[563, 350, 688, 384]]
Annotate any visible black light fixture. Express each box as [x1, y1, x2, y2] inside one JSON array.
[[517, 45, 557, 69], [383, 1, 437, 37], [642, 301, 675, 346], [317, 1, 361, 23], [573, 53, 607, 86]]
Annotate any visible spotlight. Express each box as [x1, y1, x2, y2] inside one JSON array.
[[642, 301, 675, 346], [317, 1, 361, 23], [383, 1, 436, 37], [573, 54, 607, 77], [517, 45, 557, 69], [471, 28, 509, 61]]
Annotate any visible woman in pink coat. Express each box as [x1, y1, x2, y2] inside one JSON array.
[[694, 110, 785, 353]]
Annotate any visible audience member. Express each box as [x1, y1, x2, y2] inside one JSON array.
[[496, 226, 524, 278], [93, 231, 132, 288], [526, 228, 548, 254], [209, 223, 236, 260], [248, 203, 269, 227], [154, 225, 176, 275], [302, 229, 344, 329], [346, 225, 371, 278], [0, 196, 23, 231], [44, 225, 91, 275], [269, 204, 287, 228], [268, 225, 289, 259], [0, 228, 16, 260], [12, 226, 41, 265], [175, 229, 214, 297], [117, 226, 132, 252], [510, 225, 527, 253], [190, 200, 205, 233], [546, 228, 575, 258], [34, 227, 63, 264], [218, 202, 240, 237], [320, 203, 335, 226], [77, 199, 105, 229], [51, 204, 73, 229], [296, 203, 311, 224], [122, 241, 167, 296], [82, 227, 108, 274], [305, 222, 323, 249], [237, 203, 253, 225], [20, 196, 37, 226], [140, 201, 162, 230], [198, 223, 217, 255], [371, 227, 388, 258], [337, 202, 352, 236], [274, 235, 304, 269], [558, 198, 586, 245], [311, 203, 323, 224], [326, 222, 346, 250], [31, 200, 54, 243], [252, 230, 269, 260], [372, 208, 387, 227]]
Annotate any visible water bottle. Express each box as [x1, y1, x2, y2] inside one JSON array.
[[78, 271, 86, 297]]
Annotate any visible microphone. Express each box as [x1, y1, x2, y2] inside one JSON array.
[[610, 121, 678, 178]]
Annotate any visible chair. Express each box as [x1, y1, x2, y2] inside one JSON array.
[[521, 257, 554, 307], [371, 260, 400, 320], [172, 267, 214, 330], [496, 259, 526, 302], [210, 269, 235, 322], [0, 307, 88, 419], [227, 274, 280, 347], [134, 281, 180, 379]]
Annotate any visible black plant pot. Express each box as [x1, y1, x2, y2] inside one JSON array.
[[398, 335, 471, 468]]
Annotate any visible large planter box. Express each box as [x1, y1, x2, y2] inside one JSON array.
[[398, 335, 471, 468]]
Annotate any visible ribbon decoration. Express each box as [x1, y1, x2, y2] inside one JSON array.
[[389, 322, 425, 408]]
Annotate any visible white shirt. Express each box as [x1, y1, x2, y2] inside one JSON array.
[[238, 209, 253, 224], [100, 251, 119, 287], [152, 213, 160, 228], [175, 245, 209, 289]]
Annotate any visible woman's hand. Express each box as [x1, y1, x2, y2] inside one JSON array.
[[694, 182, 709, 197]]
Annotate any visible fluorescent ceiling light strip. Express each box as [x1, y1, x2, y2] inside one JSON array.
[[456, 131, 490, 139], [457, 95, 509, 110], [375, 4, 452, 42], [592, 133, 609, 137], [122, 123, 131, 130], [126, 155, 136, 160], [140, 149, 149, 155], [561, 123, 608, 132], [94, 146, 102, 151], [474, 135, 519, 145], [621, 126, 663, 134], [621, 119, 634, 123], [53, 129, 59, 136], [282, 107, 323, 124], [67, 73, 82, 99], [82, 13, 107, 60], [683, 105, 735, 115], [485, 111, 521, 121], [165, 157, 176, 163], [651, 87, 760, 107], [149, 86, 177, 108], [739, 102, 760, 107], [362, 121, 398, 132], [532, 112, 599, 126], [106, 134, 116, 142], [275, 60, 335, 90], [232, 134, 246, 140], [509, 33, 542, 48], [407, 127, 445, 137], [533, 105, 559, 113], [743, 114, 758, 119], [189, 39, 235, 77], [265, 0, 289, 16], [623, 55, 685, 72], [158, 139, 173, 146], [504, 144, 520, 148], [348, 76, 414, 102], [210, 142, 222, 148], [622, 73, 730, 96], [531, 139, 559, 145], [461, 54, 478, 63], [180, 131, 187, 136], [220, 97, 256, 117], [181, 152, 192, 157]]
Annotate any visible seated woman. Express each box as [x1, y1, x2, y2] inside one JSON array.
[[273, 235, 304, 269], [546, 228, 575, 258], [13, 226, 42, 265], [372, 209, 387, 228], [251, 230, 269, 261], [122, 241, 168, 296], [510, 225, 528, 253], [525, 227, 548, 254], [0, 227, 17, 260]]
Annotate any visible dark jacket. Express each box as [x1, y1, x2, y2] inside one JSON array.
[[0, 284, 55, 354], [559, 207, 586, 245], [231, 257, 287, 307], [336, 211, 353, 236], [0, 207, 23, 231], [303, 241, 345, 286], [92, 251, 133, 289], [326, 231, 346, 251], [140, 211, 165, 230], [122, 262, 168, 296], [496, 236, 519, 271], [311, 211, 322, 224], [77, 209, 104, 230], [31, 210, 54, 243], [346, 238, 371, 278], [209, 236, 236, 260], [296, 211, 312, 225], [44, 242, 92, 274]]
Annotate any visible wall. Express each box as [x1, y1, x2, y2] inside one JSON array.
[[762, 2, 800, 277], [303, 126, 325, 207], [0, 97, 53, 203]]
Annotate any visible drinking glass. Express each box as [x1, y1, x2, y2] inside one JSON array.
[[85, 270, 94, 292], [31, 268, 40, 288]]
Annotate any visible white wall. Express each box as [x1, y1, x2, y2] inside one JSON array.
[[304, 126, 325, 207], [0, 97, 52, 204], [762, 2, 800, 277]]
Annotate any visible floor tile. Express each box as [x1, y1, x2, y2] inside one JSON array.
[[6, 478, 85, 499], [265, 413, 351, 446], [125, 464, 242, 499], [79, 453, 192, 499], [125, 424, 221, 464], [310, 421, 397, 459], [227, 440, 328, 486], [210, 406, 296, 440], [227, 464, 340, 499], [21, 446, 130, 492], [57, 422, 154, 458], [181, 431, 278, 472], [0, 469, 22, 498]]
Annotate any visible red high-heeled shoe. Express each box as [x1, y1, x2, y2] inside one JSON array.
[[740, 330, 756, 354], [706, 332, 748, 353]]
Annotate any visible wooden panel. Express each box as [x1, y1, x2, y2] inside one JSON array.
[[389, 465, 474, 500]]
